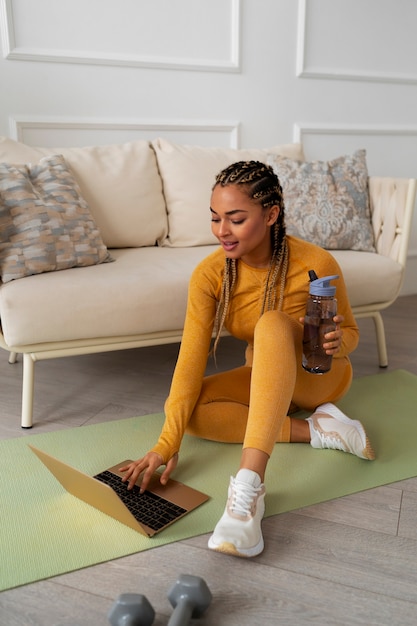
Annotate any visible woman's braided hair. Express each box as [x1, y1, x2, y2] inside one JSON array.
[[212, 160, 288, 355]]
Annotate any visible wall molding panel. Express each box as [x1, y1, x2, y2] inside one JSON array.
[[296, 0, 417, 85], [293, 121, 417, 183], [293, 123, 417, 143], [0, 0, 241, 73], [9, 116, 241, 148]]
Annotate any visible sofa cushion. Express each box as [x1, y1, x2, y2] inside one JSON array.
[[268, 149, 376, 252], [0, 246, 217, 346], [0, 136, 168, 248], [152, 138, 305, 247], [0, 155, 111, 283], [330, 249, 402, 307], [0, 244, 403, 348]]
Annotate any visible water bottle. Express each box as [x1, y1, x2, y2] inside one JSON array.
[[302, 271, 339, 374]]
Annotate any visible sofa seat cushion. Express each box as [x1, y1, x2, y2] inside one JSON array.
[[0, 137, 168, 249], [0, 246, 216, 347], [330, 250, 403, 307], [0, 245, 402, 349]]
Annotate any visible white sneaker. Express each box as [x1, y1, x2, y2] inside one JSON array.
[[208, 469, 265, 558], [307, 402, 375, 460]]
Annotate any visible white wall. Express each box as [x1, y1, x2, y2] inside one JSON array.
[[1, 0, 417, 293]]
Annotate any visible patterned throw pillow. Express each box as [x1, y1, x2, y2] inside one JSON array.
[[268, 149, 376, 252], [0, 154, 111, 283]]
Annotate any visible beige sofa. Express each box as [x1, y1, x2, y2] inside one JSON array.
[[0, 136, 415, 428]]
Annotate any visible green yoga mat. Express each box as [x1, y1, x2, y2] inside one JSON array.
[[1, 369, 417, 591]]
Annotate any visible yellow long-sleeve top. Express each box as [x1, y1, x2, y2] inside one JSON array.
[[151, 236, 359, 462]]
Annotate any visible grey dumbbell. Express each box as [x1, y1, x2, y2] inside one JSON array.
[[108, 593, 155, 626], [167, 574, 212, 626]]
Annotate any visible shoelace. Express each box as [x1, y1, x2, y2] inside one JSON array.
[[230, 478, 261, 517], [317, 431, 347, 452]]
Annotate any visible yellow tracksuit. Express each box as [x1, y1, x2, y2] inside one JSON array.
[[151, 236, 359, 463]]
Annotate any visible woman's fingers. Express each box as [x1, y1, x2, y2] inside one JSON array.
[[119, 452, 164, 491], [160, 453, 179, 485]]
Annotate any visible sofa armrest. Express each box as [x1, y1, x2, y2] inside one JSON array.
[[368, 176, 417, 266]]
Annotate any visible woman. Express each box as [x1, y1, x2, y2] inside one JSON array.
[[121, 161, 374, 558]]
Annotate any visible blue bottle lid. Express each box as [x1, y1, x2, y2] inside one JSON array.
[[309, 274, 339, 296]]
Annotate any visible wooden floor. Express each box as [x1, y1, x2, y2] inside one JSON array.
[[1, 295, 417, 625]]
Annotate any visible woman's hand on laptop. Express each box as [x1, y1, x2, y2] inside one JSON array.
[[119, 452, 179, 493]]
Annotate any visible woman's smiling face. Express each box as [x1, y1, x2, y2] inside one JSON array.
[[210, 184, 279, 268]]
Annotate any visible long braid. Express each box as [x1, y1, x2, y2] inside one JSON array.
[[260, 221, 288, 315], [212, 257, 237, 356], [212, 160, 288, 355]]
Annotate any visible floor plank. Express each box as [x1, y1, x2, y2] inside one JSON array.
[[398, 490, 417, 541], [294, 485, 402, 535]]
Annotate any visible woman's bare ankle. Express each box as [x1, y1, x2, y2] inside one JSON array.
[[289, 418, 311, 443]]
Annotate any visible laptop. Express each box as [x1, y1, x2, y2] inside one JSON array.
[[28, 444, 209, 537]]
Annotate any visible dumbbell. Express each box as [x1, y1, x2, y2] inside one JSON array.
[[108, 592, 155, 626], [167, 574, 212, 626]]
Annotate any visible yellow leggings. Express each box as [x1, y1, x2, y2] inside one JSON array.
[[185, 310, 353, 457]]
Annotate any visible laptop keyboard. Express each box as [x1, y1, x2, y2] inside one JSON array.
[[94, 470, 187, 531]]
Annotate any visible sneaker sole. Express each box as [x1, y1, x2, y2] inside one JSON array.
[[208, 537, 264, 558], [316, 403, 376, 461], [363, 436, 376, 461]]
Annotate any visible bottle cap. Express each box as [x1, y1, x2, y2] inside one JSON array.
[[309, 274, 339, 296]]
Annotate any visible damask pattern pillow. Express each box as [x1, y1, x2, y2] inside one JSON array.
[[0, 154, 111, 283], [268, 149, 376, 252]]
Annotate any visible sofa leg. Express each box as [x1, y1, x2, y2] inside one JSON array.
[[21, 353, 35, 428], [8, 352, 18, 364], [372, 312, 388, 368]]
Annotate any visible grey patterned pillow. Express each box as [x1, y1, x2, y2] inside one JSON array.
[[268, 149, 375, 252], [0, 154, 111, 282]]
